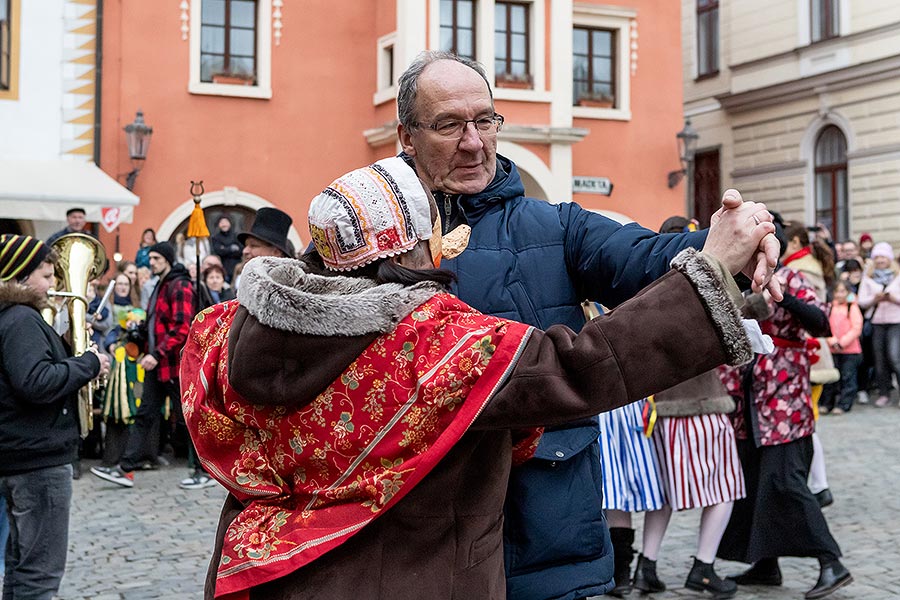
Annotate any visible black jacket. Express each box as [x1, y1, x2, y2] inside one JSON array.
[[211, 229, 243, 281], [0, 283, 100, 475]]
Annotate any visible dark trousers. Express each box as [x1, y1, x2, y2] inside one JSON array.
[[0, 465, 72, 600], [871, 324, 900, 397], [821, 353, 862, 411], [120, 372, 179, 472]]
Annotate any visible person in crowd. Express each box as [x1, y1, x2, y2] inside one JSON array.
[[391, 50, 780, 599], [840, 259, 870, 404], [210, 216, 243, 283], [821, 280, 863, 415], [98, 274, 142, 467], [135, 228, 157, 269], [780, 222, 837, 509], [90, 241, 210, 490], [840, 258, 863, 293], [116, 260, 142, 307], [137, 266, 155, 310], [202, 264, 235, 304], [181, 156, 769, 599], [859, 233, 874, 260], [238, 207, 294, 261], [47, 207, 97, 245], [233, 207, 294, 290], [0, 234, 109, 599], [782, 222, 834, 300], [175, 231, 211, 271], [857, 242, 900, 408], [835, 241, 859, 274], [718, 218, 852, 600], [87, 281, 115, 356]]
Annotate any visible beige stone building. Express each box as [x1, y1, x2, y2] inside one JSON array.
[[681, 0, 900, 247]]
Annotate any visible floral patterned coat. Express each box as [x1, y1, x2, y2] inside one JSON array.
[[720, 267, 825, 447]]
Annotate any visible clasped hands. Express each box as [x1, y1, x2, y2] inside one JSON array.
[[703, 189, 783, 301]]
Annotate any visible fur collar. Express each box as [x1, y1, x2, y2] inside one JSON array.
[[237, 257, 444, 336], [0, 281, 49, 312]]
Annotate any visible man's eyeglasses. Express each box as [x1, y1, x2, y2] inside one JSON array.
[[415, 113, 505, 140]]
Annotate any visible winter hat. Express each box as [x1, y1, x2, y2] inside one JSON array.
[[0, 234, 51, 282], [860, 233, 873, 244], [148, 241, 177, 267], [308, 156, 433, 271], [870, 242, 894, 261]]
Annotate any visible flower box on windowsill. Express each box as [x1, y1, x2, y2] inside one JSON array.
[[496, 75, 534, 90], [577, 96, 615, 109], [211, 73, 256, 86]]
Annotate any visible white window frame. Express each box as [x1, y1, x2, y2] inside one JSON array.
[[374, 32, 398, 105], [571, 5, 633, 121], [189, 0, 272, 99], [428, 0, 551, 103], [797, 0, 850, 47]]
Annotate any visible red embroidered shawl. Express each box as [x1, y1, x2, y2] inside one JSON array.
[[180, 294, 536, 598]]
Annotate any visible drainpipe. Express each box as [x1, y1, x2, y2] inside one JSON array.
[[92, 0, 103, 165]]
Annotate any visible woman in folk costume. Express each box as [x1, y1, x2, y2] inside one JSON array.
[[778, 221, 839, 507], [717, 219, 852, 600], [597, 394, 667, 598], [180, 157, 770, 600], [638, 370, 745, 599]]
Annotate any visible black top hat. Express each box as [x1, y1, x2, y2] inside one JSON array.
[[238, 207, 293, 257]]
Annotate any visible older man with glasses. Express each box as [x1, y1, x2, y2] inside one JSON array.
[[395, 50, 781, 600]]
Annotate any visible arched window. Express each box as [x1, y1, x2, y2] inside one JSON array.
[[814, 126, 848, 240]]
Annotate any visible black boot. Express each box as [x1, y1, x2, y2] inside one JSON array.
[[805, 559, 852, 599], [632, 553, 666, 593], [728, 557, 782, 586], [685, 557, 737, 599], [607, 528, 635, 597]]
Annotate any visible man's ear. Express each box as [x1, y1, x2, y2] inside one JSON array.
[[398, 123, 417, 157]]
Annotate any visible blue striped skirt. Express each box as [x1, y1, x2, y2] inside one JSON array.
[[598, 400, 665, 512]]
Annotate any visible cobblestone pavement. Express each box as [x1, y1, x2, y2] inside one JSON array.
[[56, 403, 898, 599]]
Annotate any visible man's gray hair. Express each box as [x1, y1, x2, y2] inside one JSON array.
[[397, 51, 493, 129]]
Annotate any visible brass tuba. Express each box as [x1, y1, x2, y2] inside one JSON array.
[[47, 233, 107, 438]]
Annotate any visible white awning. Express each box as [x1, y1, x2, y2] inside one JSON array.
[[0, 159, 139, 223]]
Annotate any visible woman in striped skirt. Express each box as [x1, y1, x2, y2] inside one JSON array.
[[639, 369, 746, 599], [598, 400, 668, 597]]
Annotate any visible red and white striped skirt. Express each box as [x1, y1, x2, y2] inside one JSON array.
[[652, 413, 746, 511]]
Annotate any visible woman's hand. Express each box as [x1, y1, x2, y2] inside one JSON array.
[[705, 189, 782, 300]]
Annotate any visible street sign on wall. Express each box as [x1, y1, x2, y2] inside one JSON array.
[[573, 176, 613, 196], [101, 207, 122, 232]]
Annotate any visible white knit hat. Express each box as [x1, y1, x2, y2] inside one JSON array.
[[308, 157, 433, 271]]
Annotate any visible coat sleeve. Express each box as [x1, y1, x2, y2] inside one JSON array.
[[1, 310, 100, 405], [477, 249, 752, 430], [559, 202, 709, 308]]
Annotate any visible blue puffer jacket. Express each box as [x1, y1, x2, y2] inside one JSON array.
[[436, 155, 706, 600]]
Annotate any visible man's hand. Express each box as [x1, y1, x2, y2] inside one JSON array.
[[708, 189, 783, 301], [140, 354, 159, 372], [97, 353, 111, 378]]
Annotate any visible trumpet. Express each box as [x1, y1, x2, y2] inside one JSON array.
[[45, 233, 107, 438]]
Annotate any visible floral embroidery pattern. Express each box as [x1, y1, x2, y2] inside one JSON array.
[[179, 295, 534, 596], [720, 267, 822, 446]]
